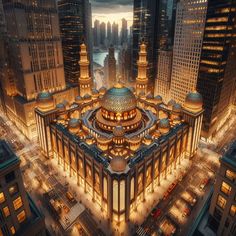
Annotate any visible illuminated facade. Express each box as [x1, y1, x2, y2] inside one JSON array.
[[1, 0, 78, 139], [197, 0, 236, 139], [208, 141, 236, 236], [170, 0, 208, 104], [0, 140, 46, 236], [35, 43, 204, 223]]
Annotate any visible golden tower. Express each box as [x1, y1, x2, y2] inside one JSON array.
[[79, 43, 92, 97], [136, 41, 148, 96]]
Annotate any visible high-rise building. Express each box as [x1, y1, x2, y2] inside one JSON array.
[[112, 22, 119, 46], [155, 50, 172, 103], [0, 140, 47, 236], [104, 46, 116, 88], [154, 0, 177, 102], [58, 0, 93, 85], [93, 19, 100, 47], [197, 0, 236, 139], [208, 141, 236, 236], [100, 22, 106, 47], [107, 21, 112, 46], [1, 0, 77, 139], [120, 18, 128, 46], [118, 44, 132, 84], [170, 0, 208, 104], [132, 0, 159, 91]]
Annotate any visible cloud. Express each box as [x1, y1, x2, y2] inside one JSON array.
[[91, 0, 133, 14]]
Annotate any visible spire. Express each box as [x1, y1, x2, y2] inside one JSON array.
[[136, 41, 148, 96], [78, 43, 92, 97]]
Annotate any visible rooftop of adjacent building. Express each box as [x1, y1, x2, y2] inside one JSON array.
[[0, 140, 19, 170], [221, 140, 236, 169]]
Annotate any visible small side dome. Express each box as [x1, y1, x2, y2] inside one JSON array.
[[159, 118, 170, 134], [37, 91, 54, 111], [92, 89, 99, 94], [184, 91, 203, 112], [56, 103, 66, 112], [172, 103, 182, 113], [68, 118, 80, 134], [113, 125, 125, 137], [110, 156, 127, 172], [83, 94, 92, 100], [155, 95, 163, 104], [75, 96, 82, 103], [167, 99, 176, 109]]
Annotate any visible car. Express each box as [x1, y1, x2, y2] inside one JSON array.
[[151, 207, 158, 216], [153, 208, 162, 219]]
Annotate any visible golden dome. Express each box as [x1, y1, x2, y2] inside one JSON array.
[[159, 118, 170, 134], [110, 156, 127, 172], [101, 85, 137, 114], [68, 118, 81, 134], [172, 103, 182, 113], [185, 91, 203, 112]]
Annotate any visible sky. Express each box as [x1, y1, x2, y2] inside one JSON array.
[[90, 0, 133, 29]]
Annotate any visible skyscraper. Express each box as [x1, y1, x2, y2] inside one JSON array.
[[154, 0, 177, 102], [197, 0, 236, 139], [93, 19, 100, 47], [107, 21, 112, 46], [120, 18, 128, 46], [1, 0, 77, 139], [112, 22, 119, 46], [208, 140, 236, 235], [132, 0, 159, 92], [170, 0, 208, 104], [0, 140, 47, 236], [100, 22, 106, 47], [104, 46, 116, 88], [58, 0, 92, 85]]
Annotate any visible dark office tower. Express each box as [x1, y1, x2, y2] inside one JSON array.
[[120, 18, 128, 46], [0, 140, 47, 236], [93, 19, 100, 47], [132, 0, 159, 91], [58, 0, 93, 85], [197, 0, 236, 140], [104, 46, 117, 88], [100, 22, 106, 47], [107, 21, 112, 46], [112, 22, 119, 46]]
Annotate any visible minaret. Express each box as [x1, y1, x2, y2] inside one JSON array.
[[79, 43, 92, 97], [136, 40, 148, 96]]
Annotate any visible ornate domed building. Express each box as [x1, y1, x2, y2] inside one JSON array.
[[35, 42, 204, 225]]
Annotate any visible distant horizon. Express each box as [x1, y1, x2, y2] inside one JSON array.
[[91, 0, 133, 29]]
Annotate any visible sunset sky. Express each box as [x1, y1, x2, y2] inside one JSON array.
[[90, 0, 133, 29]]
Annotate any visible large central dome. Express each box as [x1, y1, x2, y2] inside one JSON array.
[[101, 83, 137, 114]]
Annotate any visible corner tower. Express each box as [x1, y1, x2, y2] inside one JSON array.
[[136, 41, 148, 96], [79, 43, 92, 97]]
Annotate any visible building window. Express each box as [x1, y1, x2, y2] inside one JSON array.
[[0, 192, 5, 204], [5, 171, 15, 183], [230, 205, 236, 217], [217, 195, 227, 209], [13, 196, 23, 211], [3, 206, 10, 217], [120, 180, 125, 212], [221, 182, 231, 195], [9, 183, 19, 196], [10, 226, 15, 235], [17, 210, 26, 224], [225, 170, 236, 182], [213, 207, 222, 221], [113, 180, 118, 212]]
